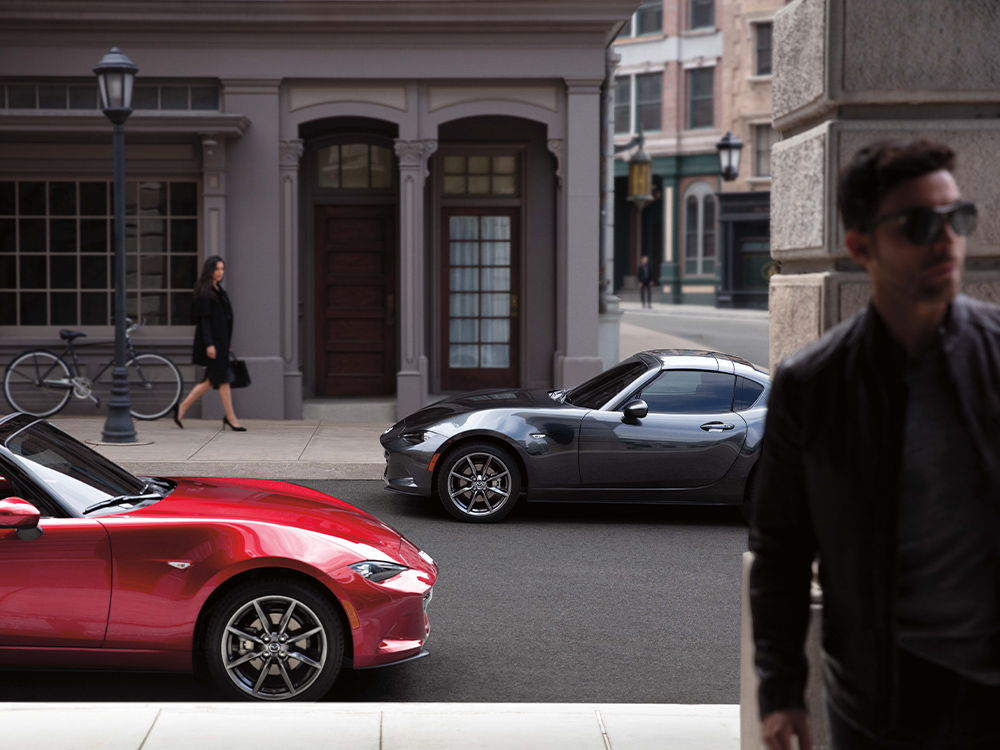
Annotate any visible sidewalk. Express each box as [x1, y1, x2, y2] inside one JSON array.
[[618, 300, 770, 320], [0, 702, 740, 750], [50, 416, 389, 479]]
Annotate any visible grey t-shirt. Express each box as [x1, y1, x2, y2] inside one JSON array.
[[896, 343, 1000, 684]]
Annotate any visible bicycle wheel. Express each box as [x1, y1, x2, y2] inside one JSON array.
[[4, 350, 73, 417], [126, 353, 183, 420]]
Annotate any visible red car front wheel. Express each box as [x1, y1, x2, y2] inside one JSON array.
[[206, 577, 344, 701]]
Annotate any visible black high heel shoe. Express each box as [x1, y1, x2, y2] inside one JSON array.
[[172, 404, 184, 429], [223, 416, 247, 432]]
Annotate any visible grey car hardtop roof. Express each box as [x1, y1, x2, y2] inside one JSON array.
[[637, 349, 768, 377]]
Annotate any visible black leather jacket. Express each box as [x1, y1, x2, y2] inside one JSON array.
[[749, 295, 1000, 735]]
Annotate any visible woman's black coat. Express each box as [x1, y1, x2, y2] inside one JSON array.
[[192, 285, 233, 384]]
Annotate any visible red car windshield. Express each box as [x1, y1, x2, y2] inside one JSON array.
[[4, 420, 150, 515]]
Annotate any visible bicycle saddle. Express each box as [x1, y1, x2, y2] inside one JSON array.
[[59, 330, 87, 342]]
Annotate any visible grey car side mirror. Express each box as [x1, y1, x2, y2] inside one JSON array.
[[622, 399, 648, 422]]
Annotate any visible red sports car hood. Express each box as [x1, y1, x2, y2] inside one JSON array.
[[130, 478, 402, 555]]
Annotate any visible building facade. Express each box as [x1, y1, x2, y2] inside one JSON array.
[[0, 0, 635, 420], [611, 0, 724, 306]]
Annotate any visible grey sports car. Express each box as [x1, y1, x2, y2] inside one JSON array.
[[380, 350, 769, 523]]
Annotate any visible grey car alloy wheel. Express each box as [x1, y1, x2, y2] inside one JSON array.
[[438, 443, 521, 523]]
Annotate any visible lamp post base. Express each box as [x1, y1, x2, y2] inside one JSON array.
[[101, 368, 137, 444]]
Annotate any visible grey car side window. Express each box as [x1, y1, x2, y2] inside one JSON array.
[[638, 370, 736, 414]]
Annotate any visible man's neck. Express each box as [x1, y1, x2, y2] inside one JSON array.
[[871, 295, 949, 359]]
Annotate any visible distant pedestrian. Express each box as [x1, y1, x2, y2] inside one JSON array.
[[751, 139, 1000, 750], [637, 255, 654, 308], [173, 255, 246, 431]]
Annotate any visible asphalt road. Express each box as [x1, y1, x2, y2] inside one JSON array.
[[624, 309, 770, 370], [1, 481, 749, 704]]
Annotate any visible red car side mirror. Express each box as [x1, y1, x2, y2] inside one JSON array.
[[0, 497, 42, 539]]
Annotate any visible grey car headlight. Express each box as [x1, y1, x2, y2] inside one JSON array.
[[349, 560, 409, 582], [401, 430, 433, 444]]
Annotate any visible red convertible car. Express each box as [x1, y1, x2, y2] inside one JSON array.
[[0, 412, 437, 701]]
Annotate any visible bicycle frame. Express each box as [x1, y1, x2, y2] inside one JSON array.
[[29, 333, 141, 397]]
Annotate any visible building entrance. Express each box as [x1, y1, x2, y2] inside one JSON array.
[[313, 205, 396, 396]]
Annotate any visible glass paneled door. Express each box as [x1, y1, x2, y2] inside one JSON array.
[[441, 208, 519, 391]]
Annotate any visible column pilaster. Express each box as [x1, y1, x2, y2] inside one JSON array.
[[393, 138, 437, 420], [279, 137, 304, 419]]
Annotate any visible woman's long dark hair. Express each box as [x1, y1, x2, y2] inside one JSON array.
[[194, 255, 225, 299]]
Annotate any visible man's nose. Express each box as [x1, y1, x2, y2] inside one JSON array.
[[931, 220, 961, 252]]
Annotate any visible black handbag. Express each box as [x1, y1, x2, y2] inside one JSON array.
[[230, 354, 251, 389]]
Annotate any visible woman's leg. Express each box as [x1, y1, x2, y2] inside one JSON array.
[[177, 378, 212, 420], [218, 383, 241, 427]]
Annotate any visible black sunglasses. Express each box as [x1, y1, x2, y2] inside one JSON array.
[[870, 200, 977, 245]]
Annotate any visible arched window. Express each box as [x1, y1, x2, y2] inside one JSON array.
[[683, 182, 716, 277], [316, 143, 394, 190]]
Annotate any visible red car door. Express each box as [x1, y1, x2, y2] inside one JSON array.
[[0, 518, 112, 647]]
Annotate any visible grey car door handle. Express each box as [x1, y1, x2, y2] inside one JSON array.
[[701, 421, 735, 432]]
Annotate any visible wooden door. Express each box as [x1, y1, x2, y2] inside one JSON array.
[[440, 208, 520, 391], [314, 205, 396, 396]]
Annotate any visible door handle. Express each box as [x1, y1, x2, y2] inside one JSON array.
[[701, 421, 735, 432]]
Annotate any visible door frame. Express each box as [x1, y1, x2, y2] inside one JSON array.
[[433, 143, 528, 393]]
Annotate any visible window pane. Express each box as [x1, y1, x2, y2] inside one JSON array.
[[190, 87, 219, 110], [614, 77, 631, 134], [468, 156, 491, 174], [450, 293, 479, 317], [685, 196, 699, 259], [450, 319, 478, 343], [81, 256, 108, 289], [51, 257, 77, 289], [50, 182, 76, 215], [19, 182, 46, 215], [482, 216, 510, 240], [142, 292, 169, 325], [481, 319, 510, 343], [450, 344, 478, 368], [443, 176, 467, 194], [51, 292, 77, 325], [481, 267, 510, 292], [81, 219, 108, 253], [640, 370, 735, 414], [493, 156, 516, 174], [69, 85, 98, 110], [38, 85, 67, 109], [468, 175, 490, 194], [170, 182, 198, 216], [317, 146, 340, 189], [20, 255, 46, 288], [756, 23, 773, 76], [132, 87, 159, 110], [688, 68, 714, 129], [170, 292, 192, 325], [754, 125, 778, 177], [170, 255, 197, 289], [125, 181, 138, 215], [341, 144, 369, 188], [371, 145, 392, 189], [8, 86, 36, 108], [635, 0, 663, 35], [0, 219, 13, 253], [703, 197, 716, 260], [450, 242, 479, 266], [20, 220, 45, 253], [126, 254, 138, 290], [443, 155, 466, 174], [481, 293, 510, 317], [140, 219, 166, 253], [450, 267, 479, 291], [80, 182, 107, 215], [481, 344, 510, 368], [50, 220, 76, 253], [141, 255, 167, 289], [691, 0, 714, 29], [0, 182, 14, 215], [0, 256, 14, 287], [0, 293, 14, 324], [82, 292, 109, 325], [160, 87, 188, 110], [450, 216, 479, 241], [139, 182, 166, 217], [636, 73, 662, 131], [481, 242, 511, 266], [492, 176, 516, 195]]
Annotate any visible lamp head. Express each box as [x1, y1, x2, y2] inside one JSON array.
[[93, 48, 139, 124]]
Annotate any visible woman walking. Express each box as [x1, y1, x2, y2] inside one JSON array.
[[173, 255, 246, 431]]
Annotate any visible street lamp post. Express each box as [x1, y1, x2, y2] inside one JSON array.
[[625, 128, 654, 282], [716, 131, 744, 182], [94, 48, 139, 443]]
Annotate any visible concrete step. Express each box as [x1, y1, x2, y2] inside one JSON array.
[[302, 397, 397, 423]]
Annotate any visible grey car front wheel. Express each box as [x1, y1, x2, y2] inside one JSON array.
[[437, 442, 522, 523]]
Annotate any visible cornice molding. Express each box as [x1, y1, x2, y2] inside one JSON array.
[[564, 78, 604, 95], [0, 111, 250, 137]]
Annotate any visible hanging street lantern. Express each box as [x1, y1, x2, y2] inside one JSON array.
[[94, 48, 139, 443], [716, 131, 744, 182], [626, 131, 654, 210]]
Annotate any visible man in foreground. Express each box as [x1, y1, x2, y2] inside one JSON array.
[[750, 140, 1000, 750]]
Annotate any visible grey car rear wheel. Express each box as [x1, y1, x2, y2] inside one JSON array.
[[437, 442, 521, 523]]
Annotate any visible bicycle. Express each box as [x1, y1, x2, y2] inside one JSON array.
[[3, 319, 183, 420]]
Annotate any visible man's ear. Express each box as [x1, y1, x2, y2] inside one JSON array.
[[844, 230, 873, 269]]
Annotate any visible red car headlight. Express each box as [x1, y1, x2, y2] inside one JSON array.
[[348, 560, 409, 583]]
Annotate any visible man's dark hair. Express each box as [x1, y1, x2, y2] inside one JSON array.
[[837, 140, 956, 232]]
